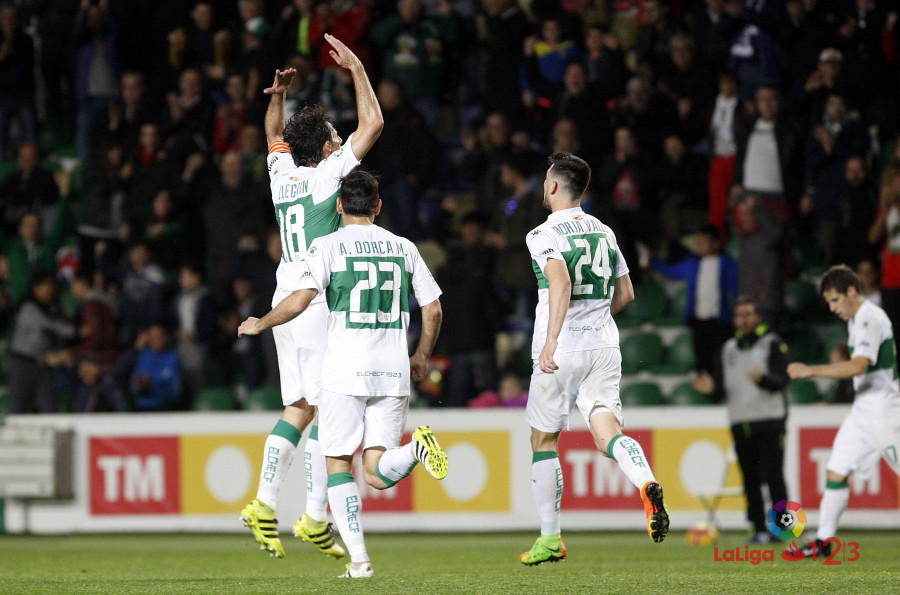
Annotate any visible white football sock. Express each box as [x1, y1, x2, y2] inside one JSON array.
[[256, 419, 300, 510], [304, 425, 328, 521], [531, 452, 562, 536], [328, 472, 369, 563], [609, 434, 656, 489], [375, 442, 418, 487], [816, 483, 850, 541]]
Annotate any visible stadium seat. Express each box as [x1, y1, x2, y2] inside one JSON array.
[[243, 387, 284, 411], [668, 382, 712, 406], [621, 382, 664, 406], [620, 331, 663, 375], [784, 280, 818, 321], [784, 328, 821, 365], [653, 285, 686, 327], [793, 233, 825, 276], [788, 379, 820, 404], [822, 326, 849, 361], [194, 387, 237, 411], [615, 300, 643, 328], [633, 282, 668, 322], [654, 331, 696, 374]]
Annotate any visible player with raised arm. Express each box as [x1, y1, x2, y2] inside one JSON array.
[[520, 153, 669, 566], [238, 169, 447, 579], [240, 34, 383, 559], [787, 264, 900, 559]]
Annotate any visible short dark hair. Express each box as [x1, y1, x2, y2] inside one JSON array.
[[180, 261, 205, 279], [733, 295, 757, 311], [284, 104, 334, 167], [30, 269, 55, 288], [548, 152, 591, 200], [500, 152, 533, 179], [820, 264, 861, 295], [339, 169, 380, 216]]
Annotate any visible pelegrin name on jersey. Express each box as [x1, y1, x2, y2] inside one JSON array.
[[551, 218, 602, 236], [338, 241, 407, 256], [277, 179, 309, 200]]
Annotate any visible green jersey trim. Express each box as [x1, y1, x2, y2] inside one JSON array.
[[326, 255, 412, 329]]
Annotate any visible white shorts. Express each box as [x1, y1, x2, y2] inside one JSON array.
[[826, 400, 900, 478], [318, 389, 409, 457], [272, 300, 328, 407], [525, 347, 624, 433]]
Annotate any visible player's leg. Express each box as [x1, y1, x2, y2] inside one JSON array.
[[520, 359, 572, 565], [360, 395, 448, 488], [319, 389, 372, 578], [798, 413, 866, 558], [732, 422, 766, 541], [580, 348, 668, 543], [241, 399, 314, 558]]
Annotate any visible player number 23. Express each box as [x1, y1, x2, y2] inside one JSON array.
[[349, 260, 402, 324]]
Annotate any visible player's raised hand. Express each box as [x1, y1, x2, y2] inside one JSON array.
[[264, 68, 296, 95], [238, 317, 262, 337], [325, 33, 361, 70], [787, 362, 811, 379], [539, 342, 559, 374]]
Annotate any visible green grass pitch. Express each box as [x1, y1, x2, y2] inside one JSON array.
[[1, 530, 898, 593]]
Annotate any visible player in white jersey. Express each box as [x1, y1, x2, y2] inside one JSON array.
[[788, 264, 900, 559], [240, 34, 383, 560], [519, 153, 669, 566], [238, 170, 448, 579]]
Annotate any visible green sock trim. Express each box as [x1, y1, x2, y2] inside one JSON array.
[[327, 472, 355, 488], [375, 466, 399, 488], [271, 419, 302, 446], [607, 434, 626, 459], [826, 479, 849, 490], [532, 451, 559, 463], [309, 425, 318, 441]]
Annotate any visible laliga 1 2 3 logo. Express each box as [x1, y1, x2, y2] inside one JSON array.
[[767, 499, 806, 540]]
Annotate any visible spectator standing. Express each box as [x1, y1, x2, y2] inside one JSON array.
[[8, 272, 76, 413], [656, 34, 716, 146], [727, 0, 781, 102], [582, 25, 627, 103], [832, 158, 879, 269], [652, 134, 709, 258], [868, 165, 900, 367], [707, 70, 747, 242], [653, 223, 739, 377], [173, 262, 217, 404], [0, 143, 59, 236], [476, 0, 532, 121], [67, 271, 118, 368], [0, 3, 36, 160], [116, 242, 165, 348], [731, 84, 803, 323]]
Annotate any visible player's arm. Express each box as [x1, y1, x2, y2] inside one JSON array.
[[610, 272, 635, 316], [410, 299, 443, 382], [238, 288, 317, 336], [324, 33, 383, 159], [787, 356, 870, 380], [540, 258, 571, 374], [263, 67, 296, 145]]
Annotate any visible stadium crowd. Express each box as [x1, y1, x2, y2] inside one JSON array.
[[1, 0, 899, 413]]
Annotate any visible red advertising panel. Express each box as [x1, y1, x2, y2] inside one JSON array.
[[558, 430, 652, 510], [90, 437, 181, 515], [799, 428, 898, 510]]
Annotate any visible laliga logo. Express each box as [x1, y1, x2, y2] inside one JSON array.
[[767, 499, 806, 540]]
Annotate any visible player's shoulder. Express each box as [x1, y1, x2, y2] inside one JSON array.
[[856, 300, 892, 331]]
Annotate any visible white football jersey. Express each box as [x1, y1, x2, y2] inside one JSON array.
[[297, 224, 442, 396], [847, 299, 900, 417], [527, 207, 629, 358], [267, 135, 360, 305]]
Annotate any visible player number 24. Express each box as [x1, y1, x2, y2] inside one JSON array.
[[571, 235, 613, 298]]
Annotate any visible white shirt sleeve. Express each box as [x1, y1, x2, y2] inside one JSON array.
[[313, 134, 362, 204], [526, 227, 562, 273], [852, 308, 885, 365], [409, 243, 442, 306], [296, 238, 329, 296]]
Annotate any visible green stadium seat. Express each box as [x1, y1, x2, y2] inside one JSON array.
[[784, 280, 818, 321], [654, 331, 696, 374], [621, 382, 664, 406], [244, 387, 284, 411], [793, 233, 825, 276], [653, 285, 686, 327], [633, 282, 668, 322], [788, 379, 820, 404], [194, 387, 237, 411], [784, 328, 821, 365], [620, 331, 663, 375], [615, 301, 643, 328], [668, 382, 712, 406], [822, 326, 849, 360]]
